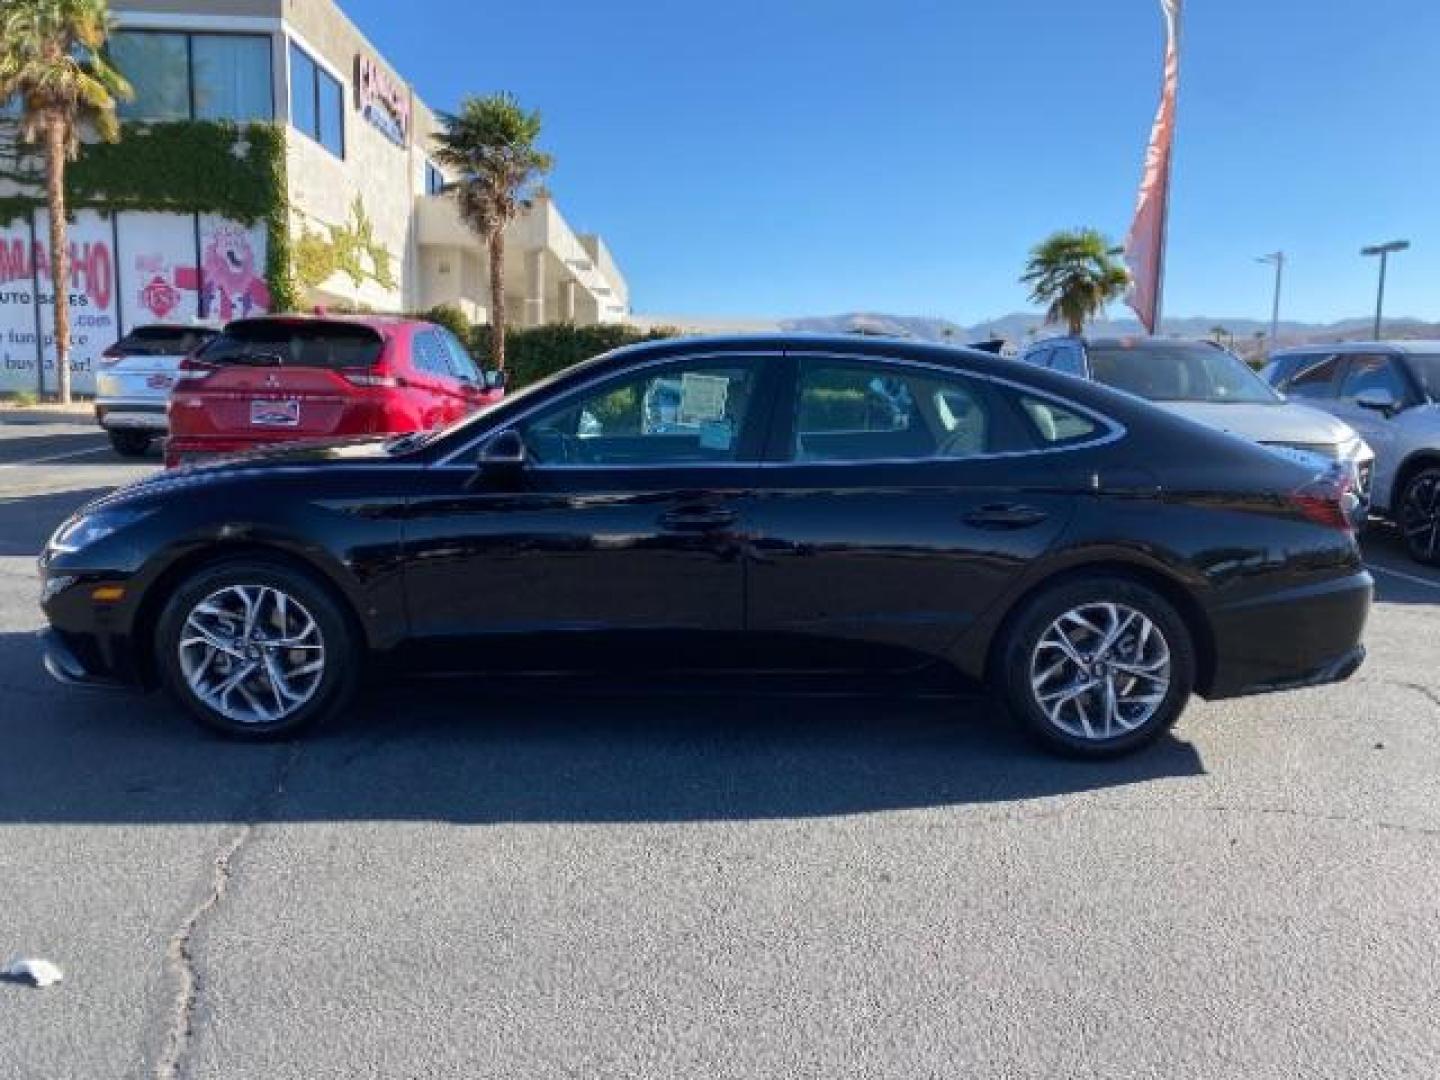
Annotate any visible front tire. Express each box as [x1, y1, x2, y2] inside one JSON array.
[[155, 558, 360, 739], [108, 429, 152, 457], [1399, 467, 1440, 566], [997, 576, 1196, 758]]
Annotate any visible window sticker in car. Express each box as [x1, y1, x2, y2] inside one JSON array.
[[699, 419, 734, 450], [678, 373, 730, 426]]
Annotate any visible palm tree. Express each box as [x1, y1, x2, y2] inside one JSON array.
[[1020, 228, 1130, 336], [0, 0, 130, 403], [432, 93, 552, 371]]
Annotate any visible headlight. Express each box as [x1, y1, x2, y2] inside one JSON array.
[[48, 508, 153, 554]]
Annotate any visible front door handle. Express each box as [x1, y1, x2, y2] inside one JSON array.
[[963, 503, 1049, 529], [659, 505, 738, 532]]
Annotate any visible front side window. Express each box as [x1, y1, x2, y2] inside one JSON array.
[[1049, 346, 1085, 376], [438, 329, 479, 381], [411, 332, 451, 377], [289, 42, 343, 157], [112, 32, 190, 120], [1087, 342, 1278, 404], [1339, 354, 1411, 405], [1407, 355, 1440, 400], [519, 360, 758, 466], [1282, 354, 1343, 400], [192, 34, 272, 121]]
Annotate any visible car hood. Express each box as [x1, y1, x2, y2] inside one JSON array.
[[1153, 400, 1359, 446]]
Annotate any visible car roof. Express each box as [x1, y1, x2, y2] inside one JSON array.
[[1272, 339, 1440, 356], [222, 313, 424, 333]]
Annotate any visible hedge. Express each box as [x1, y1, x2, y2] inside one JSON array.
[[470, 322, 678, 388]]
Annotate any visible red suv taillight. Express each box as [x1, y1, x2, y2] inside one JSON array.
[[341, 366, 400, 388], [174, 355, 215, 384], [1290, 469, 1358, 532]]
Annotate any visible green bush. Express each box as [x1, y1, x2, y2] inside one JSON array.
[[421, 304, 472, 341], [470, 323, 678, 387]]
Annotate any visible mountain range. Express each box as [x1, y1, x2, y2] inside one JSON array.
[[780, 312, 1440, 352]]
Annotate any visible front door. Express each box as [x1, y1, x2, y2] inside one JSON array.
[[1328, 353, 1417, 506], [398, 353, 781, 672], [744, 355, 1086, 669]]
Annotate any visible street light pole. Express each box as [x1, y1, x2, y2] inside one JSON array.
[[1256, 252, 1284, 349], [1361, 240, 1410, 340]]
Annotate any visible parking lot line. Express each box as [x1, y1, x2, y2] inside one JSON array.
[[0, 446, 111, 469], [1367, 562, 1440, 593]]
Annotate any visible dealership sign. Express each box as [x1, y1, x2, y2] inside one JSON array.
[[356, 54, 410, 146]]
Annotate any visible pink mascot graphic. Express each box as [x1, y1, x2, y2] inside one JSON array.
[[201, 224, 271, 321]]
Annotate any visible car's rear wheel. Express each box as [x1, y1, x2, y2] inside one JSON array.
[[998, 576, 1195, 758], [108, 430, 152, 457], [1399, 467, 1440, 566], [156, 558, 360, 739]]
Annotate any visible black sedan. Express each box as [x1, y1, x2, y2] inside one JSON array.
[[38, 334, 1372, 757]]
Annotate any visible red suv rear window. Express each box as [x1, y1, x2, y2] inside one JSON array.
[[201, 319, 384, 369]]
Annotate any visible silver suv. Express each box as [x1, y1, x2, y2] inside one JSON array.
[[1019, 337, 1375, 513], [94, 324, 218, 457], [1264, 342, 1440, 565]]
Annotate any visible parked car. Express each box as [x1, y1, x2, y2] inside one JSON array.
[[165, 314, 505, 467], [1263, 341, 1440, 565], [94, 324, 220, 457], [39, 334, 1370, 757], [1018, 337, 1375, 514]]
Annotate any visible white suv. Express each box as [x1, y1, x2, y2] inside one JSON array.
[[1264, 342, 1440, 565]]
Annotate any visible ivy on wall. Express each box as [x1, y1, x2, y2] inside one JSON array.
[[293, 196, 397, 295], [0, 120, 297, 311]]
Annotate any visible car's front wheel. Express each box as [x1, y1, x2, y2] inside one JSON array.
[[1399, 467, 1440, 566], [108, 429, 152, 457], [155, 558, 360, 739], [998, 576, 1196, 758]]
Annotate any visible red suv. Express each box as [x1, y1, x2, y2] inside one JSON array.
[[166, 315, 504, 466]]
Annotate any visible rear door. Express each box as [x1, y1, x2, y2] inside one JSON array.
[[182, 319, 386, 438], [742, 354, 1091, 668]]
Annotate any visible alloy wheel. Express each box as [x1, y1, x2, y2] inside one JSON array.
[[1029, 602, 1172, 741], [178, 585, 326, 726], [1401, 472, 1440, 562]]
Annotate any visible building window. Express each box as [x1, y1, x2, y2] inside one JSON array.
[[193, 34, 272, 120], [425, 160, 447, 195], [110, 30, 272, 122], [289, 42, 344, 158]]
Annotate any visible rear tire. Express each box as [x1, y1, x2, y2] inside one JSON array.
[[997, 575, 1196, 758], [108, 429, 152, 457], [1399, 467, 1440, 566], [155, 557, 360, 740]]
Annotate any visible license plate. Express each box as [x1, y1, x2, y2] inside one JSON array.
[[147, 374, 174, 390], [250, 399, 300, 427]]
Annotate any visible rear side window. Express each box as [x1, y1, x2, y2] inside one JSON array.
[[1017, 395, 1100, 445], [201, 320, 384, 369], [411, 331, 453, 377], [1049, 345, 1085, 377], [111, 326, 217, 356]]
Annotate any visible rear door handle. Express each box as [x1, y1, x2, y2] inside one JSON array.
[[963, 503, 1049, 529], [660, 505, 738, 532]]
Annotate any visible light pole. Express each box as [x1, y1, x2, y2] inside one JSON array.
[[1256, 252, 1284, 350], [1361, 240, 1410, 340]]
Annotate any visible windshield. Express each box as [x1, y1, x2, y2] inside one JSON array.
[[1088, 343, 1280, 404]]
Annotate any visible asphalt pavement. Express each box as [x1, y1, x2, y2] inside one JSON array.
[[1, 422, 1438, 1079]]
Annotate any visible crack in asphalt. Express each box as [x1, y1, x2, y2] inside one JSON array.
[[151, 743, 302, 1080]]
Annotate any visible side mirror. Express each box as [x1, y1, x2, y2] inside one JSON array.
[[1355, 387, 1398, 415], [482, 368, 507, 391], [470, 429, 527, 489]]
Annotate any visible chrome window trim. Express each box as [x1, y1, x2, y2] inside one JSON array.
[[432, 349, 1127, 471]]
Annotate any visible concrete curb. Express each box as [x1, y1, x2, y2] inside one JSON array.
[[0, 406, 97, 427]]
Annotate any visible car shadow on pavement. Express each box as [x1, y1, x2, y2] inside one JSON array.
[[0, 631, 1205, 827]]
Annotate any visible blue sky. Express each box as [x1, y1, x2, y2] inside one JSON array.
[[344, 0, 1438, 324]]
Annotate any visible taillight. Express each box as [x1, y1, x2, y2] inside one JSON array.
[[99, 345, 122, 368], [1290, 469, 1358, 532], [342, 368, 399, 388], [174, 356, 214, 384]]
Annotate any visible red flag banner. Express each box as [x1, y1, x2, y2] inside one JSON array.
[[1124, 0, 1182, 335]]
